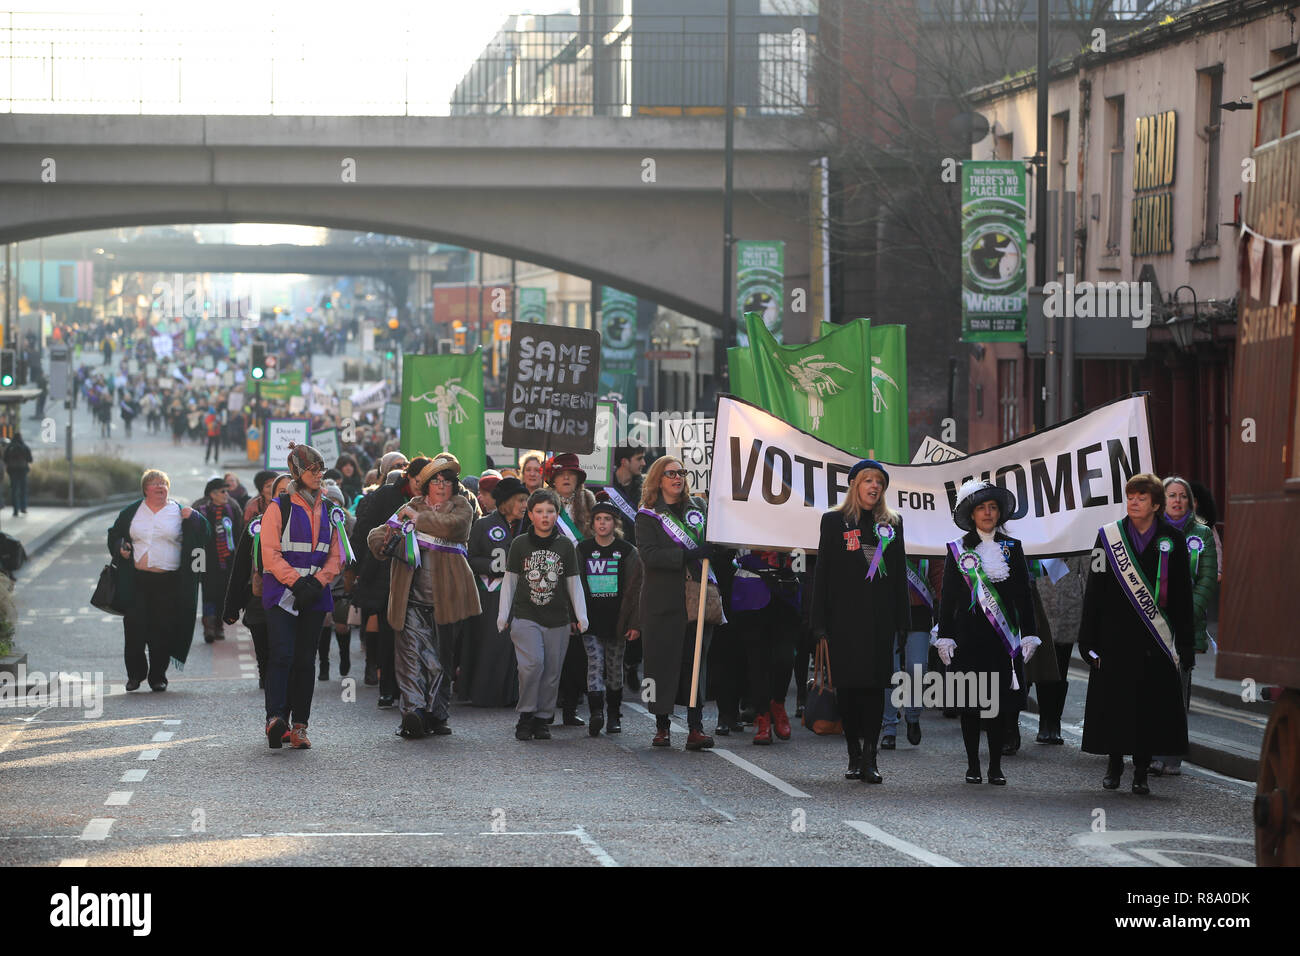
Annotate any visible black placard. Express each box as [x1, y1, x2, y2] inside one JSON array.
[[501, 323, 601, 454]]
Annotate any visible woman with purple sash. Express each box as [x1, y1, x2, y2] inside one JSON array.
[[1078, 473, 1194, 795], [933, 479, 1041, 786]]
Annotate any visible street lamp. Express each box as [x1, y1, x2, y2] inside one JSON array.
[[1167, 285, 1199, 353]]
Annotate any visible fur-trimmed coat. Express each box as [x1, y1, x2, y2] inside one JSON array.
[[368, 494, 480, 629]]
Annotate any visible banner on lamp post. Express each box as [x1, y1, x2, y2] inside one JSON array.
[[736, 240, 785, 347], [961, 160, 1028, 342], [518, 288, 546, 324], [600, 287, 638, 410]]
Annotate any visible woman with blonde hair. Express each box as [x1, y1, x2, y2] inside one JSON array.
[[811, 460, 909, 783], [636, 455, 723, 750], [520, 452, 545, 494]]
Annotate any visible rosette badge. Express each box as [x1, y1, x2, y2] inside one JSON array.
[[958, 551, 982, 574]]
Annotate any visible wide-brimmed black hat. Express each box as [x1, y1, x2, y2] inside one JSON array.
[[952, 478, 1016, 532], [492, 476, 527, 506], [204, 477, 228, 497]]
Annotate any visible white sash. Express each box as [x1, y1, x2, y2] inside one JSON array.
[[604, 485, 639, 523], [555, 508, 582, 544], [1100, 521, 1180, 669]]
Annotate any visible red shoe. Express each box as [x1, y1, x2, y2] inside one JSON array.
[[289, 723, 311, 749], [652, 727, 671, 747], [770, 700, 792, 740], [685, 729, 714, 751], [752, 713, 773, 745]]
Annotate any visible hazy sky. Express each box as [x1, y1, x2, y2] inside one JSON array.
[[3, 0, 580, 113]]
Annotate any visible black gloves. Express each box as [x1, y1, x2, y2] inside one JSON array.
[[292, 576, 324, 610]]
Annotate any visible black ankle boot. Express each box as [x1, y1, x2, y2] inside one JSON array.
[[1132, 758, 1150, 795], [862, 744, 882, 784], [318, 659, 329, 681], [1103, 755, 1125, 790], [588, 692, 605, 737], [338, 637, 351, 677], [987, 763, 1006, 785], [606, 689, 622, 733]]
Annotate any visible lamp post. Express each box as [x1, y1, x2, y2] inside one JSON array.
[[1167, 285, 1199, 353]]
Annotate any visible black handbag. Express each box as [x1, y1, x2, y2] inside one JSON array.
[[801, 638, 843, 735], [91, 562, 123, 616]]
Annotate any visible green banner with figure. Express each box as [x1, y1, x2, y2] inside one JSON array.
[[961, 160, 1028, 342], [400, 349, 486, 475], [736, 240, 784, 347], [518, 287, 546, 324], [868, 324, 908, 464], [599, 287, 638, 409], [244, 368, 303, 402], [736, 311, 875, 458]]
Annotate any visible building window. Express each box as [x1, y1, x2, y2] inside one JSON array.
[[1198, 67, 1223, 245], [1106, 96, 1125, 255], [997, 358, 1019, 443], [994, 132, 1013, 161], [1257, 92, 1283, 146]]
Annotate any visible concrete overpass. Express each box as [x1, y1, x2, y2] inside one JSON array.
[[0, 114, 828, 334]]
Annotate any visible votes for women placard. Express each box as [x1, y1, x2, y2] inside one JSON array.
[[706, 393, 1154, 556]]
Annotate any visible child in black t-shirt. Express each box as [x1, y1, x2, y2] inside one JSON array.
[[576, 495, 642, 735]]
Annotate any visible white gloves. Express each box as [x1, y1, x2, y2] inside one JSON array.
[[933, 638, 956, 666], [1021, 635, 1042, 662]]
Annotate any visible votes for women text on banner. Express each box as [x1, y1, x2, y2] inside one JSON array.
[[400, 350, 486, 476], [961, 160, 1028, 343], [736, 240, 784, 347], [502, 322, 601, 455], [706, 393, 1154, 557], [737, 312, 875, 458]]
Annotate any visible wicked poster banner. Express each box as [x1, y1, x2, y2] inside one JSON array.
[[706, 393, 1154, 556], [961, 160, 1028, 343], [502, 322, 601, 455]]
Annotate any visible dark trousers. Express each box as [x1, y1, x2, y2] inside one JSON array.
[[124, 570, 180, 685], [707, 620, 744, 722], [8, 472, 27, 515], [204, 434, 221, 463], [265, 605, 325, 725], [366, 606, 399, 698], [737, 600, 798, 717], [557, 631, 586, 712], [836, 686, 885, 760], [248, 617, 268, 677], [1034, 643, 1075, 730]]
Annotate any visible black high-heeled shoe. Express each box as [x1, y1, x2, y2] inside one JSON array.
[[1103, 756, 1125, 790], [862, 749, 883, 784], [965, 767, 982, 784], [987, 768, 1007, 786], [844, 757, 862, 780]]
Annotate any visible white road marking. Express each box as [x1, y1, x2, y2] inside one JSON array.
[[151, 731, 174, 742], [162, 719, 181, 725], [572, 825, 619, 867], [845, 820, 961, 866], [79, 818, 114, 841], [120, 769, 148, 782], [58, 858, 88, 866], [137, 749, 161, 760], [104, 791, 133, 806], [710, 747, 812, 798], [61, 617, 77, 624], [268, 831, 446, 837]]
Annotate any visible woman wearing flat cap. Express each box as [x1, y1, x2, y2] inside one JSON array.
[[934, 478, 1040, 785], [811, 459, 910, 784], [368, 453, 481, 740]]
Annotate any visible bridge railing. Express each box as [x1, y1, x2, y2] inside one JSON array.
[[0, 11, 817, 116]]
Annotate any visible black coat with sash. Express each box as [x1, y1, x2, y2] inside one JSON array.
[[636, 495, 712, 714], [936, 531, 1037, 708], [464, 509, 519, 707], [1078, 517, 1194, 756], [811, 510, 909, 690]]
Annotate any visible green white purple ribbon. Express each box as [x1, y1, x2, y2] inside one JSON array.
[[865, 522, 895, 580], [221, 515, 234, 551], [330, 506, 356, 566], [1186, 533, 1205, 578]]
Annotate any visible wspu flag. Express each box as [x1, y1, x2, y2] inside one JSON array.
[[869, 324, 908, 463], [401, 350, 486, 475], [739, 311, 875, 458]]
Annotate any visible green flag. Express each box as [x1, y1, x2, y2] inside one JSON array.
[[400, 349, 486, 475], [868, 324, 908, 463], [727, 345, 759, 402], [742, 312, 875, 457]]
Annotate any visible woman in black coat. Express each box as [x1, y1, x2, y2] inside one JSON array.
[[636, 456, 722, 752], [934, 479, 1040, 785], [1078, 472, 1194, 795], [811, 459, 910, 784]]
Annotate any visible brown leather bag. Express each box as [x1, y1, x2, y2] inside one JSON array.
[[802, 638, 843, 735], [684, 569, 723, 625]]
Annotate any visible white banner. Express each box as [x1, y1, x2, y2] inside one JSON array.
[[706, 394, 1154, 556], [313, 427, 341, 469], [664, 416, 714, 495], [911, 435, 965, 464], [264, 419, 311, 471]]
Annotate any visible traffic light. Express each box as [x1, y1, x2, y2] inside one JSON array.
[[265, 353, 279, 380], [250, 343, 265, 380], [0, 350, 14, 388]]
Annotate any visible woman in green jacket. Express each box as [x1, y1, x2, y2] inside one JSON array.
[[1150, 475, 1219, 775], [107, 469, 210, 690]]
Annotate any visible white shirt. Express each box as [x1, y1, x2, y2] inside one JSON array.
[[130, 500, 183, 571]]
